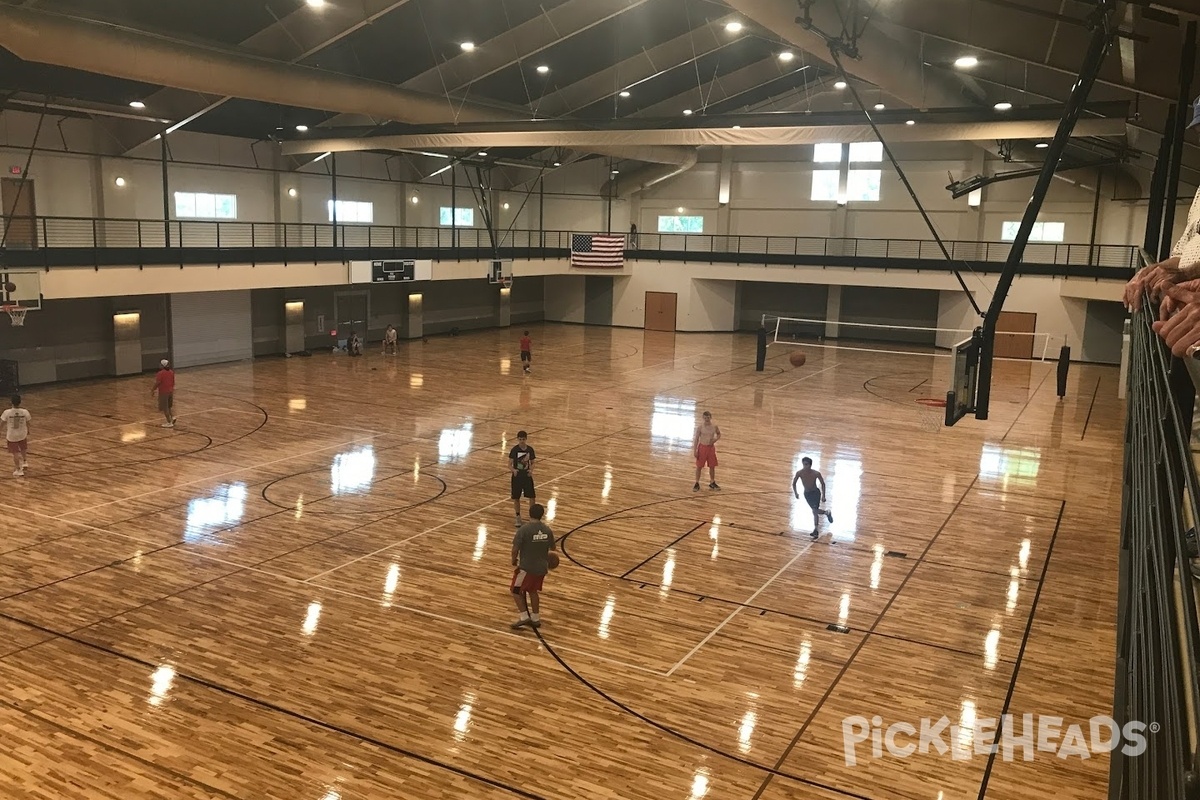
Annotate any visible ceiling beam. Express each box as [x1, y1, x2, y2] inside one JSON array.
[[630, 58, 816, 118]]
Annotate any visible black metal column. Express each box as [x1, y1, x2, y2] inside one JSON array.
[[161, 135, 171, 248], [975, 1, 1117, 420], [1088, 169, 1103, 266], [1160, 21, 1197, 262], [330, 153, 338, 250], [1146, 105, 1177, 257]]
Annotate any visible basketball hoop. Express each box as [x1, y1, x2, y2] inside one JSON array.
[[499, 276, 514, 290], [2, 305, 26, 327], [914, 397, 947, 433]]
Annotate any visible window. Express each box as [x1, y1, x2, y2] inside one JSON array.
[[812, 142, 882, 203], [328, 200, 374, 224], [439, 207, 475, 226], [848, 141, 883, 162], [174, 192, 237, 219], [846, 170, 882, 202], [813, 143, 843, 163], [810, 170, 841, 202], [1001, 221, 1065, 243], [657, 215, 704, 233]]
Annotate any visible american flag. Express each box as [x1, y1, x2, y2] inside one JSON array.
[[571, 234, 625, 269]]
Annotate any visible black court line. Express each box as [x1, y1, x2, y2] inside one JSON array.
[[747, 475, 981, 800], [909, 377, 930, 393], [619, 520, 709, 579], [1080, 374, 1103, 441], [0, 613, 547, 800], [974, 500, 1067, 800], [999, 366, 1054, 443]]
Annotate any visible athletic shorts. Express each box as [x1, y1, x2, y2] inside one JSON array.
[[6, 439, 27, 455], [695, 443, 718, 469], [804, 488, 822, 510], [511, 568, 545, 594], [520, 351, 531, 362], [158, 393, 174, 413], [511, 473, 536, 500]]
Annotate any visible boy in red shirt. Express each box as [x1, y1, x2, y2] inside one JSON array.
[[519, 330, 532, 374], [151, 359, 177, 428]]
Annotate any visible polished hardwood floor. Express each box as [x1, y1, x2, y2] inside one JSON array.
[[0, 323, 1124, 800]]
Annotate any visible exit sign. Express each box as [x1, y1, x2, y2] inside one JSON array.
[[8, 166, 21, 175]]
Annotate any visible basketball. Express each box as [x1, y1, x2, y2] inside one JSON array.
[[548, 552, 560, 570], [788, 351, 807, 368], [3, 282, 14, 294]]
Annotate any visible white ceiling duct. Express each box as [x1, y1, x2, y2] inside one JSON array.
[[0, 4, 698, 173], [280, 118, 1127, 155]]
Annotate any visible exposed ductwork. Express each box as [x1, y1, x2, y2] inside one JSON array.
[[0, 4, 699, 176], [722, 0, 1142, 198]]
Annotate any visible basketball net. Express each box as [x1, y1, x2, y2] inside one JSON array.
[[499, 276, 513, 290], [914, 398, 945, 433], [3, 305, 26, 327]]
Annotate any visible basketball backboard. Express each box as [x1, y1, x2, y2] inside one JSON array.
[[1, 270, 41, 311], [946, 330, 982, 426], [488, 259, 513, 288]]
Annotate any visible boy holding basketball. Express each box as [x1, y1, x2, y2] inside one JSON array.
[[792, 457, 833, 538], [2, 394, 30, 477], [510, 503, 556, 630], [519, 330, 533, 374], [151, 359, 176, 428]]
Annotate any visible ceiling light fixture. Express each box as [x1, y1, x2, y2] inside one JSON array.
[[502, 202, 510, 210], [411, 194, 420, 204], [724, 21, 743, 33], [1035, 142, 1050, 149], [778, 51, 795, 62], [129, 100, 146, 109], [683, 109, 693, 116], [611, 169, 620, 175], [834, 80, 847, 90], [287, 188, 298, 198], [994, 101, 1013, 111], [677, 206, 685, 213], [295, 125, 309, 132], [553, 161, 562, 167], [478, 151, 488, 156], [905, 119, 915, 126], [114, 177, 126, 187], [536, 65, 550, 74], [306, 0, 325, 7], [954, 55, 979, 69], [874, 103, 885, 110], [732, 125, 742, 129], [619, 90, 631, 98], [460, 41, 475, 52]]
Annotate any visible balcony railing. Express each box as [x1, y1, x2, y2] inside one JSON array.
[[0, 215, 1139, 277]]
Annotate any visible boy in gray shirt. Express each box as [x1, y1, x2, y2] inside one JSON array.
[[510, 503, 556, 630]]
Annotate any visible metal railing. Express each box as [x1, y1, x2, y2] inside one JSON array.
[[1112, 272, 1200, 797], [0, 214, 1140, 272]]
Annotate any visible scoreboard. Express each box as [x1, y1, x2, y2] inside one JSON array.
[[371, 260, 416, 282]]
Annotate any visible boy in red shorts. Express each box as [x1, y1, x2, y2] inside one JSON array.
[[692, 410, 721, 492], [510, 503, 556, 630]]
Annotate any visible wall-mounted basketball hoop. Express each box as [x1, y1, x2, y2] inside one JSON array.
[[3, 305, 27, 327]]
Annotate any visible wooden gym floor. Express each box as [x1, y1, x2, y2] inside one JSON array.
[[0, 323, 1123, 800]]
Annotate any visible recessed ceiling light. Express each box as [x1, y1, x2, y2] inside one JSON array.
[[536, 65, 550, 74], [611, 169, 620, 175], [553, 161, 562, 167], [502, 202, 510, 210], [874, 103, 885, 110], [954, 55, 979, 69], [834, 80, 847, 90], [905, 119, 915, 125], [287, 188, 298, 198], [411, 195, 420, 204], [460, 41, 475, 52], [994, 101, 1013, 111], [677, 206, 685, 213], [129, 100, 145, 109], [683, 109, 693, 116], [295, 125, 309, 132], [306, 0, 325, 7], [478, 151, 488, 156], [778, 51, 795, 62], [732, 125, 742, 129], [725, 21, 743, 33], [114, 177, 126, 187], [1035, 142, 1050, 149], [619, 90, 631, 98]]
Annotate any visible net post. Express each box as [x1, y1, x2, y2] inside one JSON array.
[[1056, 345, 1071, 398], [944, 391, 956, 427], [756, 326, 767, 372]]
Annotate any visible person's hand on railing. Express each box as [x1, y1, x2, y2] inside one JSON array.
[[1152, 283, 1200, 358], [1125, 255, 1182, 311], [1160, 278, 1200, 319]]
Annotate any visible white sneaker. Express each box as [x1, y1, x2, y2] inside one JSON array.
[[13, 469, 23, 477], [162, 422, 175, 428]]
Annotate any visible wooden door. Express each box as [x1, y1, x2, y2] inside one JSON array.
[[1, 179, 37, 249], [995, 311, 1036, 359], [644, 291, 677, 332]]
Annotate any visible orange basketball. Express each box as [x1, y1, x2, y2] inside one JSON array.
[[548, 552, 561, 570], [788, 351, 807, 368]]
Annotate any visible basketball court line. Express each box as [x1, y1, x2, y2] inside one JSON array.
[[302, 462, 593, 582], [770, 363, 839, 391], [663, 542, 814, 676], [32, 408, 246, 445], [211, 406, 394, 435]]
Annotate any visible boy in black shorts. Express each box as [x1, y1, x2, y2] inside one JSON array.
[[792, 457, 833, 538], [510, 430, 536, 527]]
